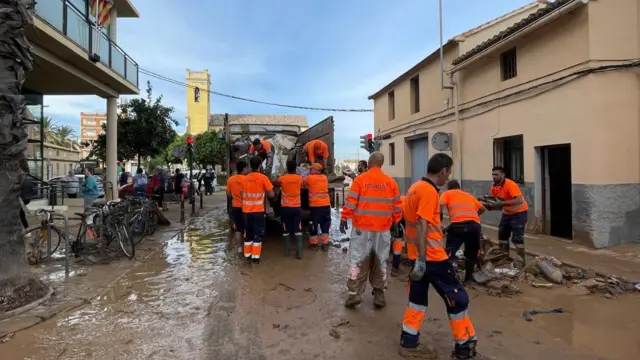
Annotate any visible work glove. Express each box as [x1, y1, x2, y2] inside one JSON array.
[[390, 222, 399, 238], [339, 220, 348, 234], [410, 256, 427, 281]]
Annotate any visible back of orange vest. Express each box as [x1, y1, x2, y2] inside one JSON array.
[[278, 174, 303, 207], [305, 174, 330, 207]]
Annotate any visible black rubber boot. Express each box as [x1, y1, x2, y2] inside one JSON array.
[[516, 246, 526, 267], [464, 258, 477, 283], [283, 234, 291, 257], [295, 234, 303, 259], [453, 339, 478, 359]]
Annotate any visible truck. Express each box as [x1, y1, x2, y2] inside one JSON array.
[[224, 115, 344, 224]]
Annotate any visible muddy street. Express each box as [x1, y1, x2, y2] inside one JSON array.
[[3, 200, 639, 360]]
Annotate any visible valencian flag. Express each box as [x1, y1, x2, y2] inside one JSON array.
[[90, 0, 114, 27]]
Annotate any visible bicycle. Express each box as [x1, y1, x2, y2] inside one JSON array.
[[25, 208, 64, 259], [123, 196, 159, 245]]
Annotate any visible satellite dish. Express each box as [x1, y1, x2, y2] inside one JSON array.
[[431, 132, 452, 151]]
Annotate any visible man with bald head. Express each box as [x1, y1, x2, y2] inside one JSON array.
[[340, 151, 402, 309]]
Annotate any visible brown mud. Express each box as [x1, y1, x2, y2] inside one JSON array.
[[1, 203, 639, 360], [0, 279, 49, 313]]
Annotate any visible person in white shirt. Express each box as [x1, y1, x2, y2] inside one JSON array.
[[63, 171, 79, 198]]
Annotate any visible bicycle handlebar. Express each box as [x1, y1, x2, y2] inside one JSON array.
[[35, 208, 55, 216]]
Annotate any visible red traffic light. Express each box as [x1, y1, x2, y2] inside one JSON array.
[[366, 133, 373, 139], [186, 136, 194, 144]]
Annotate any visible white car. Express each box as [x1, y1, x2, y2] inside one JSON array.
[[47, 174, 105, 198]]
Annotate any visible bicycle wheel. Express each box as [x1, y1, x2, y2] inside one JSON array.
[[77, 224, 120, 264], [146, 208, 158, 235], [130, 213, 148, 245], [25, 226, 63, 258], [118, 222, 135, 259]]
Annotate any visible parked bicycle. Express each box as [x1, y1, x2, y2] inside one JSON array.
[[122, 196, 159, 245], [25, 208, 64, 259]]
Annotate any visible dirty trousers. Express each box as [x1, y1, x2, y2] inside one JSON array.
[[400, 260, 477, 349], [309, 205, 331, 245], [445, 221, 481, 261], [498, 210, 527, 247], [244, 212, 265, 260], [347, 228, 391, 295]]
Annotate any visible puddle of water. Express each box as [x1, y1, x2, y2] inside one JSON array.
[[531, 293, 640, 360], [7, 217, 234, 360]]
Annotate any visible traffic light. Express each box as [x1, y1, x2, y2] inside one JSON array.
[[186, 136, 194, 153], [360, 133, 375, 153]]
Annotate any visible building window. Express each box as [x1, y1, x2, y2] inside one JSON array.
[[410, 75, 420, 114], [388, 91, 395, 121], [493, 135, 524, 183], [389, 142, 396, 166], [500, 48, 517, 81], [83, 118, 97, 126]]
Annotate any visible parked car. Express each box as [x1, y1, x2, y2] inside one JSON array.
[[118, 174, 194, 199], [47, 174, 105, 198]]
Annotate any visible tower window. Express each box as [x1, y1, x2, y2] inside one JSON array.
[[194, 87, 201, 102]]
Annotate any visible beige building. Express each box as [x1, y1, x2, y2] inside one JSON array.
[[80, 112, 107, 158], [43, 143, 82, 179], [25, 0, 140, 195], [370, 0, 640, 248]]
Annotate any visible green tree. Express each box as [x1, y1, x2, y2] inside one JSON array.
[[33, 116, 56, 142], [193, 130, 227, 169], [165, 133, 191, 164], [0, 0, 46, 302], [53, 124, 77, 148], [86, 81, 178, 167]]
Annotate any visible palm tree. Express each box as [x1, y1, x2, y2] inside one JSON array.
[[33, 115, 57, 142], [54, 124, 77, 147], [0, 0, 45, 301]]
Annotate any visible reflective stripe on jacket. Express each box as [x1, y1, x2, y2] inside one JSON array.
[[340, 167, 401, 231], [304, 174, 330, 207], [242, 172, 273, 213], [277, 174, 303, 207], [404, 180, 447, 261], [440, 189, 482, 223]]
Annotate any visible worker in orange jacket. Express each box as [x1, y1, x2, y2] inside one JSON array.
[[276, 160, 305, 259], [242, 156, 275, 264], [489, 166, 529, 265], [339, 152, 402, 309], [226, 160, 249, 255], [304, 139, 329, 169], [249, 138, 275, 176], [305, 163, 331, 251], [440, 179, 487, 283], [399, 153, 479, 359]]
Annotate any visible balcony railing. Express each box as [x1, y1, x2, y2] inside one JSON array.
[[33, 0, 139, 88]]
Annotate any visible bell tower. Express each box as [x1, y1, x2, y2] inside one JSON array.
[[186, 69, 211, 134]]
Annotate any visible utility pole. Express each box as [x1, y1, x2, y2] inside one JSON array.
[[186, 136, 195, 215]]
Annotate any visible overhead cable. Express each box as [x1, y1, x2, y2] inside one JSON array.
[[138, 68, 373, 113]]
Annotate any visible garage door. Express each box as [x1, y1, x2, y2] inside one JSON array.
[[410, 137, 429, 185]]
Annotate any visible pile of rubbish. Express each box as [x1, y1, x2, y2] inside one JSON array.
[[457, 237, 640, 298]]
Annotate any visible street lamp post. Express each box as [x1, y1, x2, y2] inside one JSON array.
[[186, 136, 195, 215]]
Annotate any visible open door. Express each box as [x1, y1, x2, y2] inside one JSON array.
[[291, 116, 335, 174]]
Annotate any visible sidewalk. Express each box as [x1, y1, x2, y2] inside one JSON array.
[[481, 224, 640, 281]]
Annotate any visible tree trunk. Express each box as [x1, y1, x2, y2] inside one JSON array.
[[0, 0, 40, 298]]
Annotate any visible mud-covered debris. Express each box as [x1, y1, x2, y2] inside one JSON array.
[[568, 285, 591, 296], [547, 256, 563, 267], [537, 258, 564, 284], [273, 324, 280, 329], [531, 283, 553, 289], [329, 328, 341, 339], [279, 282, 296, 291], [0, 332, 15, 344], [472, 270, 492, 285], [604, 293, 615, 300], [494, 267, 519, 277], [331, 317, 350, 328]]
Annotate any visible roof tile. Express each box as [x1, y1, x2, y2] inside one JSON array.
[[208, 114, 308, 127]]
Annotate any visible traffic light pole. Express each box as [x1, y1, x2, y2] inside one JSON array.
[[188, 148, 195, 215]]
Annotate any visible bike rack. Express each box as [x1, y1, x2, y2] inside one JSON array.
[[38, 209, 71, 278]]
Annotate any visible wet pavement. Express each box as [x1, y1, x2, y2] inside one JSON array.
[[2, 200, 640, 360]]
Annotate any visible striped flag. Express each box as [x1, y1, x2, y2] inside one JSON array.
[[90, 0, 114, 27]]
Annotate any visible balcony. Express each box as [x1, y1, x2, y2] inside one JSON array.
[[24, 0, 139, 96]]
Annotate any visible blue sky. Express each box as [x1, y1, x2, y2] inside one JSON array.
[[44, 0, 533, 160]]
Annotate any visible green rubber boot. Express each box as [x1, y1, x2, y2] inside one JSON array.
[[295, 234, 303, 259], [283, 234, 291, 257]]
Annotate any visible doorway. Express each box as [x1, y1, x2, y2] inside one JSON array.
[[410, 136, 429, 184], [542, 144, 572, 239]]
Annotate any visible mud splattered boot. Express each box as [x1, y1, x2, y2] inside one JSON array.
[[499, 241, 510, 256], [344, 294, 362, 308], [398, 344, 438, 359], [372, 289, 386, 309], [516, 246, 527, 268], [464, 258, 477, 284], [283, 234, 291, 257], [295, 234, 303, 259], [452, 339, 478, 359]]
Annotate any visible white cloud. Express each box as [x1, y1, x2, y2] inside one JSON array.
[[44, 95, 105, 120]]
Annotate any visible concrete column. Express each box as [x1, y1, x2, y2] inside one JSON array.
[[106, 97, 118, 199], [109, 6, 117, 41]]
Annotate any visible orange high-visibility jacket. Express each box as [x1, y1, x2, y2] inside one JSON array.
[[277, 173, 304, 207], [226, 174, 246, 208], [304, 140, 329, 164], [249, 140, 273, 156], [490, 178, 528, 215], [242, 172, 273, 213], [440, 189, 482, 223], [404, 179, 447, 262], [304, 174, 330, 207], [341, 167, 402, 231]]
